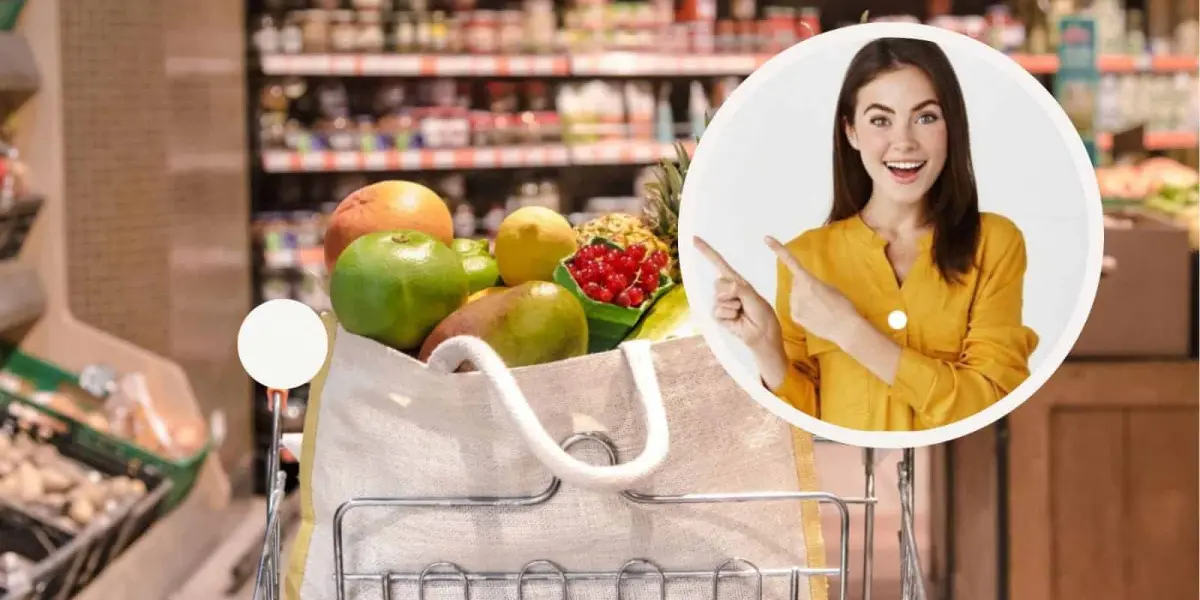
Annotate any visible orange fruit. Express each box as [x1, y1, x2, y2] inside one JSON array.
[[323, 180, 454, 272]]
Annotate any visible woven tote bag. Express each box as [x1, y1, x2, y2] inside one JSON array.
[[283, 317, 830, 600]]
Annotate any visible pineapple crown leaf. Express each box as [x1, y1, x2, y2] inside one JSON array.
[[666, 165, 684, 196]]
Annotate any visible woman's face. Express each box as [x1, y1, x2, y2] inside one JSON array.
[[844, 65, 948, 208]]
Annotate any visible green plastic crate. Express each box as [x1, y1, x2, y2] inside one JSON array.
[[0, 344, 209, 513], [0, 0, 26, 31]]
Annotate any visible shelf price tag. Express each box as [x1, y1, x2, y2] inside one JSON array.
[[362, 152, 388, 170], [526, 146, 547, 165], [499, 147, 523, 166], [329, 55, 358, 75], [598, 143, 622, 163], [431, 150, 456, 169], [508, 56, 531, 75], [399, 151, 422, 170], [473, 149, 497, 167], [300, 153, 326, 171], [439, 56, 472, 75], [332, 152, 359, 170], [473, 56, 499, 75]]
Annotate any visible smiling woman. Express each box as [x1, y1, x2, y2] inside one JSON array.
[[694, 36, 1041, 433]]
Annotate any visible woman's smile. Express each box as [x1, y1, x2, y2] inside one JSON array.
[[884, 160, 927, 184]]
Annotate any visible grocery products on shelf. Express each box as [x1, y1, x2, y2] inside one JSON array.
[[1097, 72, 1200, 135], [252, 0, 820, 57], [0, 351, 197, 598], [255, 76, 730, 158], [251, 0, 1199, 60], [1097, 157, 1200, 247], [0, 430, 149, 535], [0, 364, 209, 465], [1097, 157, 1199, 201], [0, 136, 30, 207]]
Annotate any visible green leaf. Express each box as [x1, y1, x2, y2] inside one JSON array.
[[666, 164, 683, 193]]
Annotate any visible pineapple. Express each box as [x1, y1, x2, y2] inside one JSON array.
[[575, 212, 670, 258], [641, 140, 689, 282]]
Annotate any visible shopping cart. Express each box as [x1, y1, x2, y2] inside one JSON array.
[[251, 388, 927, 600]]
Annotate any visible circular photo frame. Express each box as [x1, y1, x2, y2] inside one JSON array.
[[677, 22, 1104, 449]]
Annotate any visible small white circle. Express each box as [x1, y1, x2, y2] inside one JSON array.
[[887, 310, 908, 330], [237, 299, 329, 390]]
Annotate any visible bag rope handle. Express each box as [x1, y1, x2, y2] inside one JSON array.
[[425, 336, 670, 493]]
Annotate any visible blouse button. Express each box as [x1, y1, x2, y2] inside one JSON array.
[[887, 310, 908, 330]]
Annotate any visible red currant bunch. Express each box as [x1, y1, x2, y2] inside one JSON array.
[[565, 241, 670, 309]]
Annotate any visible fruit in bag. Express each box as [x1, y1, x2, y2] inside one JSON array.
[[494, 207, 578, 286], [323, 180, 455, 272], [418, 281, 588, 369], [450, 237, 501, 294], [330, 230, 468, 352], [625, 286, 695, 342]]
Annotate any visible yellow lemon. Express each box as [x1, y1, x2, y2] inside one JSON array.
[[494, 207, 578, 286]]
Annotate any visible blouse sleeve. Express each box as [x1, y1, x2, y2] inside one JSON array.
[[766, 254, 821, 418], [888, 226, 1040, 428]]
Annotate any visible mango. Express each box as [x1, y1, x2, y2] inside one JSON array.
[[625, 286, 694, 342], [418, 281, 589, 369]]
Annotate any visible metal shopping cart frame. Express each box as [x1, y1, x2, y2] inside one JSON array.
[[251, 390, 926, 600]]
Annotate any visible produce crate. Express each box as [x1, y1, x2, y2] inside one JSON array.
[[0, 344, 208, 513], [0, 405, 172, 600], [0, 0, 24, 31]]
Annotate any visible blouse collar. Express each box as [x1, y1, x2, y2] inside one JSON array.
[[843, 213, 934, 251]]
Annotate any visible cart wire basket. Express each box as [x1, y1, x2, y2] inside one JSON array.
[[252, 389, 927, 600]]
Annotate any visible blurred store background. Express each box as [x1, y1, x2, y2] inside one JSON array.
[[0, 0, 1196, 599]]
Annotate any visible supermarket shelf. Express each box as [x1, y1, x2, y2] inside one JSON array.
[[256, 132, 1200, 174], [0, 261, 45, 332], [260, 53, 569, 76], [259, 51, 1199, 77], [1096, 131, 1199, 151], [261, 141, 694, 173], [1096, 54, 1200, 73], [569, 52, 770, 76]]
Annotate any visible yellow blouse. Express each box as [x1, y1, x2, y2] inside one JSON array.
[[770, 212, 1039, 432]]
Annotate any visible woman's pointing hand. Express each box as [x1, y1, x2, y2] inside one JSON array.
[[693, 236, 781, 352], [764, 236, 859, 344]]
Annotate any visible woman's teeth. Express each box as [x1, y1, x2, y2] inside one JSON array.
[[885, 161, 926, 170]]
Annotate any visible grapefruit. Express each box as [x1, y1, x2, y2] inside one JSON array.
[[329, 230, 467, 352], [494, 207, 577, 286], [323, 181, 454, 272]]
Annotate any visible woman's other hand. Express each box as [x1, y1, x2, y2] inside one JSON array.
[[693, 236, 782, 354], [764, 236, 861, 345]]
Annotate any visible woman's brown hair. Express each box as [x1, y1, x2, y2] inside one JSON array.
[[828, 37, 980, 284]]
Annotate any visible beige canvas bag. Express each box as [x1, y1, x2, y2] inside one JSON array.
[[283, 319, 830, 600]]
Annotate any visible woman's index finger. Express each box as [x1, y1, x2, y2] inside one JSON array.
[[764, 236, 807, 276], [692, 236, 746, 281]]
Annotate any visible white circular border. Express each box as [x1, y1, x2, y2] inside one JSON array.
[[677, 22, 1104, 449]]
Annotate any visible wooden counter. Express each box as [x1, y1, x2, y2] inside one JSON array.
[[930, 359, 1198, 600]]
